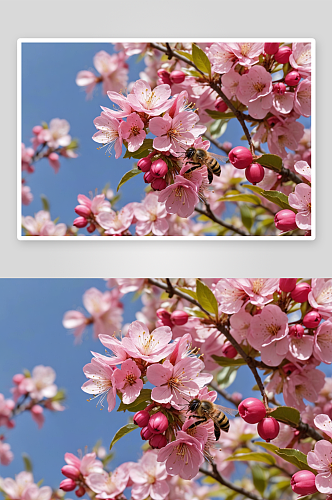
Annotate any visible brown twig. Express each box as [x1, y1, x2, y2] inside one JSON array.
[[209, 382, 239, 408], [195, 203, 249, 236]]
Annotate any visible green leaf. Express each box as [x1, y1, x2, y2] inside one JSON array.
[[123, 139, 154, 159], [23, 369, 31, 378], [185, 307, 208, 319], [41, 121, 48, 129], [253, 154, 283, 171], [52, 388, 66, 402], [192, 44, 211, 75], [40, 194, 50, 212], [253, 441, 279, 453], [226, 452, 276, 465], [117, 389, 152, 412], [240, 204, 254, 231], [217, 193, 261, 205], [216, 366, 238, 389], [109, 423, 138, 450], [174, 50, 193, 61], [117, 168, 141, 192], [269, 406, 300, 426], [196, 279, 218, 316], [66, 138, 79, 150], [244, 184, 264, 195], [276, 448, 316, 473], [36, 480, 44, 487], [212, 356, 246, 367], [251, 465, 267, 495], [205, 109, 236, 120], [177, 287, 197, 301], [22, 453, 33, 472], [260, 190, 293, 211]]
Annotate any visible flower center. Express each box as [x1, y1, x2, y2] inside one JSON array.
[[267, 324, 281, 336], [252, 279, 264, 294], [298, 50, 310, 65], [130, 125, 140, 137], [253, 82, 265, 93], [125, 374, 136, 386], [240, 43, 251, 56]]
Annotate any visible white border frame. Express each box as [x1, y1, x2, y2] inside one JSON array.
[[17, 38, 316, 241]]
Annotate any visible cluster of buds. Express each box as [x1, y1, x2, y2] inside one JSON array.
[[134, 408, 169, 449], [137, 153, 169, 191], [73, 195, 97, 233], [279, 279, 321, 330], [60, 467, 86, 497], [228, 147, 264, 185], [238, 398, 280, 442], [157, 69, 186, 86], [156, 308, 189, 328]]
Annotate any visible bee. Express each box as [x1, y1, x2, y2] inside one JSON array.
[[187, 399, 238, 441], [184, 148, 228, 184]]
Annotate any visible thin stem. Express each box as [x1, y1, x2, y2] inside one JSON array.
[[195, 203, 249, 236], [209, 382, 239, 408]]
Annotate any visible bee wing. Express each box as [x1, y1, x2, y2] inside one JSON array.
[[214, 404, 238, 417], [208, 152, 229, 163]]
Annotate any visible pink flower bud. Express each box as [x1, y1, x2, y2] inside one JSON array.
[[133, 410, 150, 428], [302, 150, 311, 166], [257, 417, 279, 442], [60, 479, 77, 492], [285, 70, 301, 87], [32, 125, 43, 135], [31, 405, 43, 415], [151, 177, 167, 191], [140, 426, 154, 440], [291, 282, 311, 303], [222, 341, 237, 359], [48, 152, 60, 172], [215, 99, 228, 113], [291, 471, 318, 496], [282, 362, 297, 375], [238, 398, 266, 424], [267, 116, 280, 127], [151, 159, 168, 178], [149, 433, 168, 449], [157, 69, 171, 85], [170, 70, 186, 84], [264, 43, 280, 55], [61, 465, 80, 481], [156, 309, 171, 321], [148, 412, 169, 434], [75, 486, 86, 498], [279, 278, 297, 293], [303, 310, 321, 329], [289, 324, 305, 338], [228, 147, 253, 169], [274, 46, 292, 64], [87, 223, 96, 234], [274, 209, 298, 231], [245, 163, 264, 185], [75, 205, 91, 218], [137, 157, 152, 172], [73, 217, 88, 228], [170, 310, 189, 326], [143, 171, 156, 184], [12, 374, 25, 385], [273, 82, 287, 95]]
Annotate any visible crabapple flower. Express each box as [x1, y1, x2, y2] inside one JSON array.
[[102, 92, 133, 119], [237, 66, 273, 119], [237, 278, 279, 306], [147, 358, 212, 409], [64, 451, 103, 478], [134, 193, 169, 236], [44, 119, 72, 149], [272, 92, 294, 115], [221, 68, 241, 100], [0, 394, 14, 427], [113, 359, 143, 404], [97, 335, 129, 366], [0, 471, 34, 499], [309, 279, 332, 316], [92, 113, 123, 159], [307, 440, 332, 494], [288, 331, 313, 361], [314, 414, 332, 439], [294, 78, 311, 117], [96, 205, 134, 235], [214, 279, 248, 314], [314, 319, 332, 363], [120, 113, 146, 152], [22, 144, 34, 172], [283, 368, 325, 411], [158, 176, 199, 218], [208, 43, 236, 74], [23, 484, 52, 500], [267, 120, 305, 159], [121, 321, 174, 362], [295, 160, 311, 182], [75, 70, 98, 97], [247, 304, 289, 366], [288, 183, 311, 230], [93, 50, 129, 94], [227, 43, 264, 67], [130, 451, 169, 500], [157, 431, 204, 480], [289, 43, 311, 76], [229, 308, 252, 343], [0, 441, 14, 465], [127, 80, 173, 116], [81, 358, 117, 412], [86, 467, 128, 499], [28, 365, 58, 400], [22, 185, 33, 205], [22, 211, 67, 236]]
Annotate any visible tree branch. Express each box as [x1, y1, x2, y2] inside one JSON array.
[[195, 203, 249, 236]]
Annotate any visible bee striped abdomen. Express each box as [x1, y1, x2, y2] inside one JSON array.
[[206, 157, 221, 176], [217, 412, 230, 432]]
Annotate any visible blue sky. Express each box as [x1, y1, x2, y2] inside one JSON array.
[[21, 42, 310, 236]]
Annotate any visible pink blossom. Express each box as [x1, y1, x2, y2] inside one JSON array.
[[314, 414, 332, 439], [97, 335, 129, 366], [81, 358, 117, 412], [90, 194, 112, 216], [147, 358, 212, 409], [229, 308, 252, 343], [283, 368, 325, 411], [272, 92, 294, 114], [102, 92, 133, 119], [247, 304, 289, 366], [288, 183, 311, 230], [237, 66, 273, 119], [31, 405, 45, 429], [208, 43, 236, 74], [227, 43, 264, 66], [86, 467, 128, 499], [158, 176, 199, 218], [157, 431, 204, 480], [294, 78, 311, 117], [96, 205, 134, 235], [78, 287, 123, 338], [92, 113, 123, 159], [122, 321, 173, 362], [295, 160, 311, 182], [22, 185, 33, 205], [314, 319, 332, 363], [75, 70, 98, 97], [237, 278, 279, 306], [214, 279, 248, 314], [0, 441, 14, 465], [127, 80, 173, 116], [62, 311, 88, 343], [22, 484, 52, 500], [0, 472, 34, 499], [115, 43, 148, 57], [289, 43, 311, 77], [120, 112, 146, 152], [267, 120, 304, 158], [149, 111, 205, 157], [22, 211, 67, 236], [134, 193, 169, 236], [113, 359, 143, 404], [0, 394, 14, 427], [45, 119, 72, 149], [307, 440, 332, 494], [309, 279, 332, 317], [130, 451, 169, 500], [22, 143, 34, 172], [113, 278, 145, 294], [221, 68, 241, 100], [93, 50, 128, 94], [64, 451, 103, 477], [289, 334, 313, 361], [28, 365, 58, 400]]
